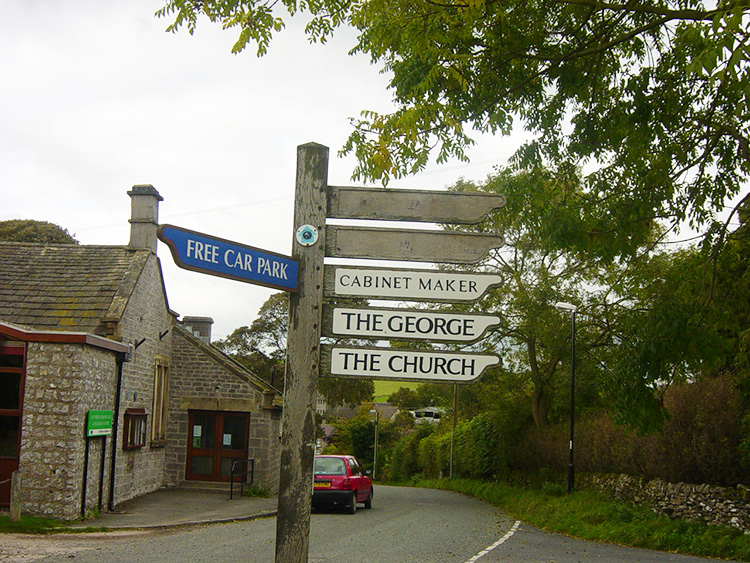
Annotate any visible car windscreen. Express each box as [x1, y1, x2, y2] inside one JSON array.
[[314, 457, 347, 475]]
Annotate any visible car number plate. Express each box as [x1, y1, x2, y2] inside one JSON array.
[[315, 481, 332, 488]]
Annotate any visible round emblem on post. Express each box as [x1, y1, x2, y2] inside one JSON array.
[[296, 224, 319, 247]]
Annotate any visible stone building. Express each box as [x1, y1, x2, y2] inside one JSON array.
[[0, 186, 281, 519]]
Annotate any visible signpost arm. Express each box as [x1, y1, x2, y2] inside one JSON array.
[[275, 143, 328, 563]]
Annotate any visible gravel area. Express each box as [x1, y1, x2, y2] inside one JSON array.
[[1, 530, 160, 562]]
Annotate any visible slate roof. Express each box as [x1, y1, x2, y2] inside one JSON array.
[[372, 402, 400, 421], [0, 242, 151, 336]]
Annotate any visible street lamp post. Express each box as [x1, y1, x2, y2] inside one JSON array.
[[369, 408, 379, 480], [555, 302, 577, 494], [449, 384, 458, 479]]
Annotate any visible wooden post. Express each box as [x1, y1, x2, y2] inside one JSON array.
[[10, 470, 21, 522], [274, 143, 328, 563]]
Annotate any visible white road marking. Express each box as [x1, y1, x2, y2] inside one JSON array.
[[464, 520, 521, 563]]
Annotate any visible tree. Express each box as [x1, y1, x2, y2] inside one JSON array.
[[609, 210, 750, 437], [0, 219, 78, 244], [243, 292, 289, 360], [159, 0, 750, 257], [451, 165, 750, 431], [326, 403, 403, 471], [387, 387, 424, 409], [214, 292, 289, 387], [215, 292, 374, 406], [214, 326, 283, 387], [601, 248, 733, 430], [446, 169, 619, 426]]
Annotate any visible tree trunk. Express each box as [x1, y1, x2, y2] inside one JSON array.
[[527, 337, 550, 427], [531, 383, 549, 427]]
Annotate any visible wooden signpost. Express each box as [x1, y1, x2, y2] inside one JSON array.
[[275, 144, 328, 563], [158, 144, 506, 562], [158, 143, 506, 562], [274, 143, 506, 563]]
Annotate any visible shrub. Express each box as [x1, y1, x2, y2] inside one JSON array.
[[386, 424, 435, 481], [521, 379, 747, 486], [381, 377, 748, 488], [657, 377, 745, 485]]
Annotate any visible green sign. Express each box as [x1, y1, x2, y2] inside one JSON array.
[[87, 410, 113, 437]]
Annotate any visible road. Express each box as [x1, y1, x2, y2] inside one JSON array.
[[3, 486, 724, 563]]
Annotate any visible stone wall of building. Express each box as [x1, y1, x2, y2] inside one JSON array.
[[20, 342, 117, 520], [248, 408, 281, 493], [111, 253, 173, 506], [168, 328, 282, 493], [582, 473, 750, 532]]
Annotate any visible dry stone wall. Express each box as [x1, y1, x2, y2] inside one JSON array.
[[582, 473, 750, 532]]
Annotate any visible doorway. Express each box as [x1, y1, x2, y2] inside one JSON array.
[[0, 338, 24, 506], [186, 411, 249, 482]]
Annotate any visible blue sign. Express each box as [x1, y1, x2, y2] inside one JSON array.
[[158, 224, 299, 292]]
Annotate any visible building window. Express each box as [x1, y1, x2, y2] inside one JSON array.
[[123, 408, 147, 449], [0, 340, 25, 369], [0, 415, 20, 457], [151, 358, 170, 444], [0, 372, 21, 410]]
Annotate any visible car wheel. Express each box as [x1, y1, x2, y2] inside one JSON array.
[[364, 489, 373, 509], [346, 492, 357, 514]]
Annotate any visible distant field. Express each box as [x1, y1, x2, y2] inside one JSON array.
[[373, 380, 419, 401]]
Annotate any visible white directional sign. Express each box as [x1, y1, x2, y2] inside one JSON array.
[[325, 346, 500, 383], [328, 307, 501, 343], [327, 186, 507, 224], [326, 226, 503, 264], [328, 267, 503, 302]]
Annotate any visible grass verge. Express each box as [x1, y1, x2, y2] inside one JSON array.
[[242, 484, 271, 498], [0, 514, 106, 535], [413, 478, 750, 562]]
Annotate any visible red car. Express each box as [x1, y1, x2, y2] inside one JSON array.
[[312, 454, 373, 513]]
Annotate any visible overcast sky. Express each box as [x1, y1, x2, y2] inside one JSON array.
[[0, 0, 525, 340]]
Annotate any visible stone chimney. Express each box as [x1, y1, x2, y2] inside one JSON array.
[[128, 184, 163, 252], [182, 316, 214, 345]]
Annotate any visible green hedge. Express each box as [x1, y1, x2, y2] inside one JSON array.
[[385, 413, 510, 480], [381, 379, 748, 487]]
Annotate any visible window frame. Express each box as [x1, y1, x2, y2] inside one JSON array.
[[150, 357, 170, 446], [123, 408, 147, 450]]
